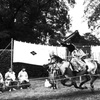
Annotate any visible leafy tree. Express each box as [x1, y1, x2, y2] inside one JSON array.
[[84, 0, 100, 30], [84, 32, 100, 44], [67, 0, 100, 43], [0, 0, 71, 46]]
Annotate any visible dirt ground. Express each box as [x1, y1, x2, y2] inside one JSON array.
[[0, 79, 100, 100]]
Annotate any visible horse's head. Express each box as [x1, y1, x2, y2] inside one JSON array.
[[43, 63, 54, 73]]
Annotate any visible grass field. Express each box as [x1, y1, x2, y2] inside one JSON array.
[[0, 79, 100, 100]]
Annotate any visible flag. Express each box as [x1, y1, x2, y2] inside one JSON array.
[[13, 40, 66, 66]]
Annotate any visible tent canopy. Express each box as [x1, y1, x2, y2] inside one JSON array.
[[13, 40, 67, 66]]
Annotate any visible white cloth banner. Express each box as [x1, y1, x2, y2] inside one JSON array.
[[91, 46, 100, 64], [13, 40, 66, 65]]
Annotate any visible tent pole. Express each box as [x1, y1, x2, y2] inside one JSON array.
[[11, 38, 13, 70], [56, 46, 58, 56]]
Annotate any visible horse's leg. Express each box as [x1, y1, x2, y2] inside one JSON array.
[[0, 83, 4, 92], [61, 67, 80, 88], [61, 78, 73, 87], [53, 80, 57, 89], [71, 79, 80, 89], [61, 77, 79, 89], [51, 71, 57, 89], [90, 76, 98, 92], [79, 74, 90, 89]]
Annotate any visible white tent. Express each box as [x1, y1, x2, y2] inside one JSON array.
[[13, 40, 67, 66], [91, 46, 100, 64]]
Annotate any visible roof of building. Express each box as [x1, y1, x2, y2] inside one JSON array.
[[64, 30, 100, 46]]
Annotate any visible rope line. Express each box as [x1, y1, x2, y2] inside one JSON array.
[[0, 74, 99, 90], [0, 83, 30, 89], [55, 74, 100, 81], [30, 73, 100, 82], [0, 41, 11, 56]]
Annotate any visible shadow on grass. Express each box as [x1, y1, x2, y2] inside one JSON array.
[[4, 89, 100, 100]]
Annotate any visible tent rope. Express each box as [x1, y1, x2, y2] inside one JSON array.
[[0, 41, 11, 56]]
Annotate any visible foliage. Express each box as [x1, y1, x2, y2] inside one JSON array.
[[0, 50, 11, 75], [0, 0, 71, 45], [84, 0, 100, 30], [84, 32, 100, 44]]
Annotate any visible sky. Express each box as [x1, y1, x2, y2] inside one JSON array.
[[65, 0, 91, 35]]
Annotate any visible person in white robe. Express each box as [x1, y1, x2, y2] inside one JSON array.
[[0, 73, 4, 84], [18, 68, 29, 83], [5, 68, 16, 81], [71, 48, 87, 72]]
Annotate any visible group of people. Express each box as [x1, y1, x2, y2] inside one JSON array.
[[0, 67, 29, 88]]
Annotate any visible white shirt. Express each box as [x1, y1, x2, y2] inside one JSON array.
[[18, 70, 29, 82], [5, 71, 16, 81], [0, 73, 3, 83]]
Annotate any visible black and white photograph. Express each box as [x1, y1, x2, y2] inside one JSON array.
[[0, 0, 100, 100]]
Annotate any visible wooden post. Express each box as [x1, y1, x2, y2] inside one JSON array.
[[79, 76, 82, 83], [56, 46, 58, 56], [11, 38, 14, 70]]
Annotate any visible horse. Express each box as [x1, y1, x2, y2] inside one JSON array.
[[44, 55, 99, 91]]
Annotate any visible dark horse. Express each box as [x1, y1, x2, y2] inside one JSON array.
[[44, 55, 100, 91]]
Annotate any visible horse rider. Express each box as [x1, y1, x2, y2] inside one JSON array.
[[60, 41, 88, 73], [71, 48, 88, 73], [18, 68, 29, 84]]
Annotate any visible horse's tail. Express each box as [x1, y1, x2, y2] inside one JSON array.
[[95, 61, 100, 74]]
